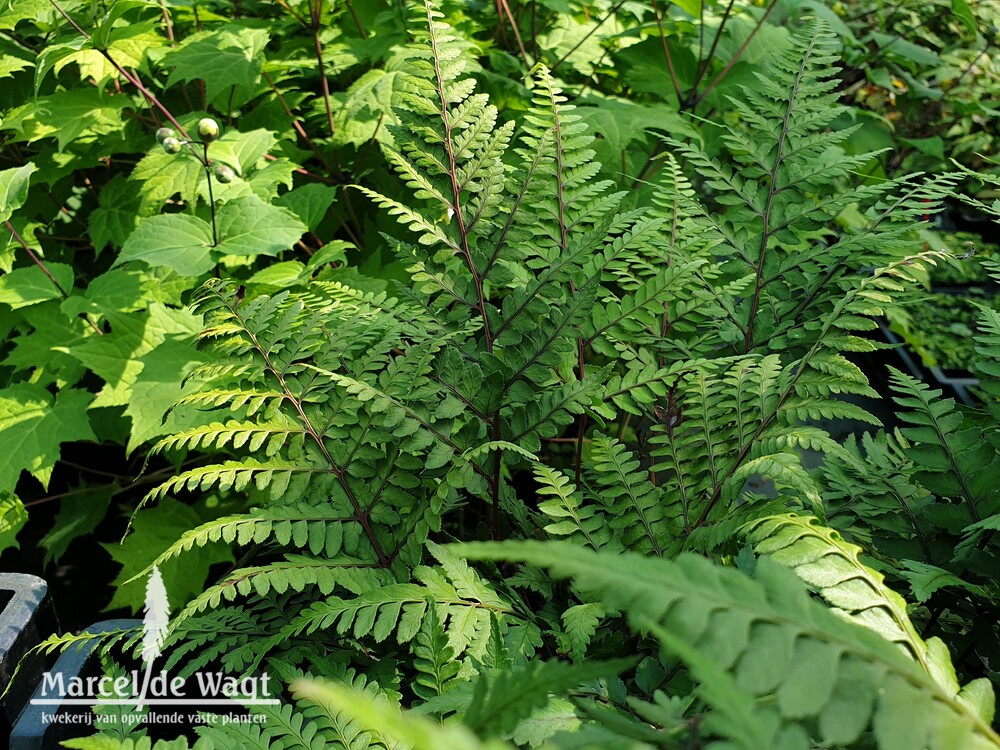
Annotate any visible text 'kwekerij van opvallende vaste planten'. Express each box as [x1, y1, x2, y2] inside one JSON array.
[[1, 0, 1000, 747]]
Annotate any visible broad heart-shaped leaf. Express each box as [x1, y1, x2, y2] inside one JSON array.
[[132, 146, 203, 206], [61, 269, 145, 317], [116, 214, 214, 276], [332, 68, 402, 147], [576, 99, 693, 151], [0, 162, 36, 222], [0, 0, 57, 31], [39, 485, 113, 565], [275, 184, 337, 231], [0, 262, 73, 308], [89, 0, 151, 50], [214, 196, 306, 258], [161, 24, 269, 107], [123, 334, 207, 453], [0, 384, 95, 492], [103, 498, 233, 613], [207, 128, 276, 175], [89, 174, 146, 252], [66, 304, 202, 409], [0, 88, 129, 151], [0, 50, 33, 80], [0, 492, 27, 553]]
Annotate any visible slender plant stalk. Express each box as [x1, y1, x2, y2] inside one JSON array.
[[687, 0, 738, 102], [550, 0, 628, 72], [308, 0, 337, 140], [202, 143, 219, 246], [158, 0, 174, 43], [742, 33, 809, 352], [687, 0, 781, 110], [428, 7, 504, 538], [344, 0, 367, 38], [497, 0, 533, 67], [262, 70, 335, 174], [650, 0, 683, 104], [5, 219, 103, 335], [48, 0, 192, 139]]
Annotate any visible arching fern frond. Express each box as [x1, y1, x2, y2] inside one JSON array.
[[744, 514, 956, 685], [459, 541, 1000, 750], [290, 677, 511, 750], [888, 366, 1000, 524], [653, 21, 960, 360]]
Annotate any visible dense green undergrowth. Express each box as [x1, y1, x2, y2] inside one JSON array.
[[1, 0, 1000, 748]]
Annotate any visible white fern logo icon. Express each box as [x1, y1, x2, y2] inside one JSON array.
[[30, 562, 276, 712], [142, 565, 170, 665], [137, 565, 170, 709]]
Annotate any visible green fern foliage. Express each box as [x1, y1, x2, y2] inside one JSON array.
[[141, 279, 445, 570], [415, 657, 634, 741], [653, 23, 959, 359], [62, 739, 206, 750], [291, 677, 511, 750], [745, 514, 969, 691], [535, 434, 673, 554], [460, 540, 1000, 750], [626, 23, 960, 539], [888, 367, 1000, 521], [411, 601, 462, 702], [612, 21, 965, 546], [228, 659, 404, 750], [63, 4, 1000, 749]]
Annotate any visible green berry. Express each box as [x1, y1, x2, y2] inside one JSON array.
[[214, 165, 235, 184], [197, 117, 220, 142], [155, 127, 175, 144], [161, 137, 182, 154]]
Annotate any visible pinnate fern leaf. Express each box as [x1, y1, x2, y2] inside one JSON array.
[[458, 540, 1000, 749], [416, 658, 634, 740], [291, 677, 511, 750], [745, 513, 978, 699], [411, 600, 461, 702], [888, 366, 1000, 522]]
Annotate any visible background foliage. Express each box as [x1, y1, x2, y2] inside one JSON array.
[[1, 0, 999, 747]]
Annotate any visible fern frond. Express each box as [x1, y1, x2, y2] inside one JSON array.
[[745, 514, 951, 680], [600, 360, 690, 415], [176, 557, 392, 623], [151, 418, 305, 455], [139, 458, 321, 505], [128, 502, 359, 584], [231, 701, 326, 750], [459, 541, 1000, 750], [161, 607, 266, 677], [535, 464, 612, 551], [257, 660, 405, 750], [975, 305, 1000, 408], [889, 366, 1000, 522], [63, 738, 207, 750], [648, 355, 825, 531], [588, 435, 667, 556], [411, 600, 461, 701], [290, 676, 509, 750], [654, 20, 959, 359], [560, 603, 605, 663], [416, 658, 633, 739], [174, 388, 285, 416]]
